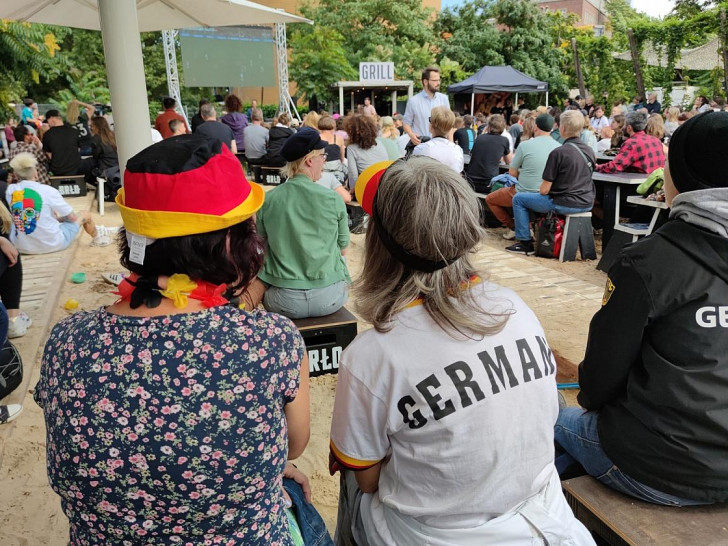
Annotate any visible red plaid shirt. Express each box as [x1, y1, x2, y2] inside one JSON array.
[[595, 131, 665, 174]]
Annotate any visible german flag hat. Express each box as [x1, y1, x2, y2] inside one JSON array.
[[116, 135, 264, 239]]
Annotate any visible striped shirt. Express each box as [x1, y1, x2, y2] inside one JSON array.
[[403, 91, 450, 138]]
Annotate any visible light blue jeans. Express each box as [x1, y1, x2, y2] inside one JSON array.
[[511, 193, 591, 242], [555, 407, 707, 506], [264, 281, 348, 319]]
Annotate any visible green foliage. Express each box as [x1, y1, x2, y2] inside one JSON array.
[[0, 21, 68, 117], [289, 26, 357, 103], [436, 0, 570, 97], [298, 0, 437, 84]]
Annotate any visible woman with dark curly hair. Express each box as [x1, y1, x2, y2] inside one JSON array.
[[221, 94, 248, 153], [343, 114, 388, 190], [35, 135, 332, 545]]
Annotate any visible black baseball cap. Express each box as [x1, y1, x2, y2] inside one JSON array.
[[280, 127, 327, 162]]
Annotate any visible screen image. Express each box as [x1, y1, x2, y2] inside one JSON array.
[[180, 26, 276, 87]]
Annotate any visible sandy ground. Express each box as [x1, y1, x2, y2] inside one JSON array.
[[0, 196, 606, 544]]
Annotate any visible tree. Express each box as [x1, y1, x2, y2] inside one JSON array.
[[289, 26, 357, 104], [297, 0, 437, 84], [0, 21, 67, 117]]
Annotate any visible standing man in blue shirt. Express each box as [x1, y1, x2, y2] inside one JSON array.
[[403, 67, 451, 146]]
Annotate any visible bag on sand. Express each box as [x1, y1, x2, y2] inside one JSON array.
[[535, 212, 565, 259], [0, 340, 22, 400]]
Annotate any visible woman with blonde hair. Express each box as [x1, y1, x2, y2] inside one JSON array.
[[255, 128, 351, 319], [646, 113, 669, 154], [330, 157, 594, 545], [412, 105, 464, 172], [664, 106, 680, 137], [377, 116, 401, 160], [65, 99, 95, 155], [520, 115, 536, 142], [302, 111, 320, 130]]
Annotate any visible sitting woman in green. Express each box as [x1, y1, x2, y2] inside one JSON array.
[[253, 127, 350, 319]]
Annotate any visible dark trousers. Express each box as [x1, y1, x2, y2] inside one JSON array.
[[0, 247, 22, 310]]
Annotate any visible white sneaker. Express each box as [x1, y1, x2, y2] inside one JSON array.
[[7, 316, 28, 338], [502, 228, 516, 240], [0, 404, 22, 424], [101, 272, 125, 286], [16, 311, 32, 329]]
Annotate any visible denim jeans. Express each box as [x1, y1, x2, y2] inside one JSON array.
[[0, 302, 7, 343], [264, 281, 348, 319], [511, 193, 591, 242], [283, 477, 334, 546], [554, 407, 707, 506]]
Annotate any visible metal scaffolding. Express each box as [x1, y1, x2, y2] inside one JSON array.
[[275, 23, 300, 121], [161, 29, 189, 126], [163, 24, 298, 122]]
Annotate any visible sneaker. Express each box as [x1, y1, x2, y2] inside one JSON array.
[[7, 316, 28, 338], [91, 233, 111, 247], [16, 311, 32, 329], [0, 404, 22, 425], [505, 241, 535, 255], [101, 272, 125, 286], [502, 228, 516, 240]]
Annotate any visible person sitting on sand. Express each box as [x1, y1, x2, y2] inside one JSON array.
[[35, 134, 332, 545], [555, 111, 728, 506], [5, 153, 110, 254], [330, 157, 594, 545]]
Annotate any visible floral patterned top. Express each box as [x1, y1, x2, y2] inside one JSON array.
[[35, 305, 305, 545]]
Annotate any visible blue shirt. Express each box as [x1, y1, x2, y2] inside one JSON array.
[[403, 91, 450, 138]]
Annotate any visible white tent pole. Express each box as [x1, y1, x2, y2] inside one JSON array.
[[339, 85, 344, 116], [515, 92, 519, 107], [391, 90, 396, 115], [98, 0, 152, 176], [471, 92, 474, 116], [546, 91, 549, 108]]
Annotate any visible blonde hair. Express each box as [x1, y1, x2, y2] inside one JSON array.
[[645, 114, 665, 140], [521, 117, 536, 140], [9, 152, 38, 180], [281, 150, 323, 179], [559, 110, 584, 138], [302, 111, 320, 130], [0, 203, 11, 234], [665, 106, 680, 123], [379, 116, 398, 140], [66, 100, 80, 123], [354, 157, 513, 338], [429, 106, 456, 138]]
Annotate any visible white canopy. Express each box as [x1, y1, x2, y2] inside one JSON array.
[[1, 0, 311, 174], [614, 37, 723, 72]]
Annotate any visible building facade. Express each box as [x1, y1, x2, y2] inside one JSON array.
[[535, 0, 608, 28]]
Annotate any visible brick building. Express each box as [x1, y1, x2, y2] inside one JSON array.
[[535, 0, 608, 29]]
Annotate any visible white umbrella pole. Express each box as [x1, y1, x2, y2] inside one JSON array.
[[471, 92, 474, 116], [98, 0, 152, 177]]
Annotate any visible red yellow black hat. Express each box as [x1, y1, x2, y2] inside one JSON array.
[[116, 135, 264, 238]]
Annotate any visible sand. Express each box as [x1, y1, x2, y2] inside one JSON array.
[[0, 197, 606, 544]]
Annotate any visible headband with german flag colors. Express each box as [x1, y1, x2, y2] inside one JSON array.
[[354, 158, 457, 273]]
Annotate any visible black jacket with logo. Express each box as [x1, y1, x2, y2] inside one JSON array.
[[578, 219, 728, 502]]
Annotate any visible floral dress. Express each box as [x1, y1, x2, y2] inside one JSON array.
[[35, 306, 305, 545]]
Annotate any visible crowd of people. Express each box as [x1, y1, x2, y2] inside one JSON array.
[[3, 72, 728, 545]]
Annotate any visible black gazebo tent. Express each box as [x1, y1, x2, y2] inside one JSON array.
[[448, 65, 549, 115]]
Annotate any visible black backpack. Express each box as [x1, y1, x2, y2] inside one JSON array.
[[0, 340, 22, 400]]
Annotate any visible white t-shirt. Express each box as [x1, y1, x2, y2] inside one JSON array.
[[330, 281, 583, 545], [6, 180, 74, 254], [412, 137, 464, 173]]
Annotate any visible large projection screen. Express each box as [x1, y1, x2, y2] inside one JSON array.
[[180, 26, 276, 87]]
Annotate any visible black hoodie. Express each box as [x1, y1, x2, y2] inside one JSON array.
[[578, 219, 728, 502]]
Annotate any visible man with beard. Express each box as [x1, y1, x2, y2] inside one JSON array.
[[402, 67, 450, 146]]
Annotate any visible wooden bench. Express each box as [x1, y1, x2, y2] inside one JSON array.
[[49, 174, 87, 197], [563, 476, 728, 545], [293, 307, 357, 378]]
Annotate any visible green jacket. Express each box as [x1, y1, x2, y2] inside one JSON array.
[[257, 174, 351, 289]]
